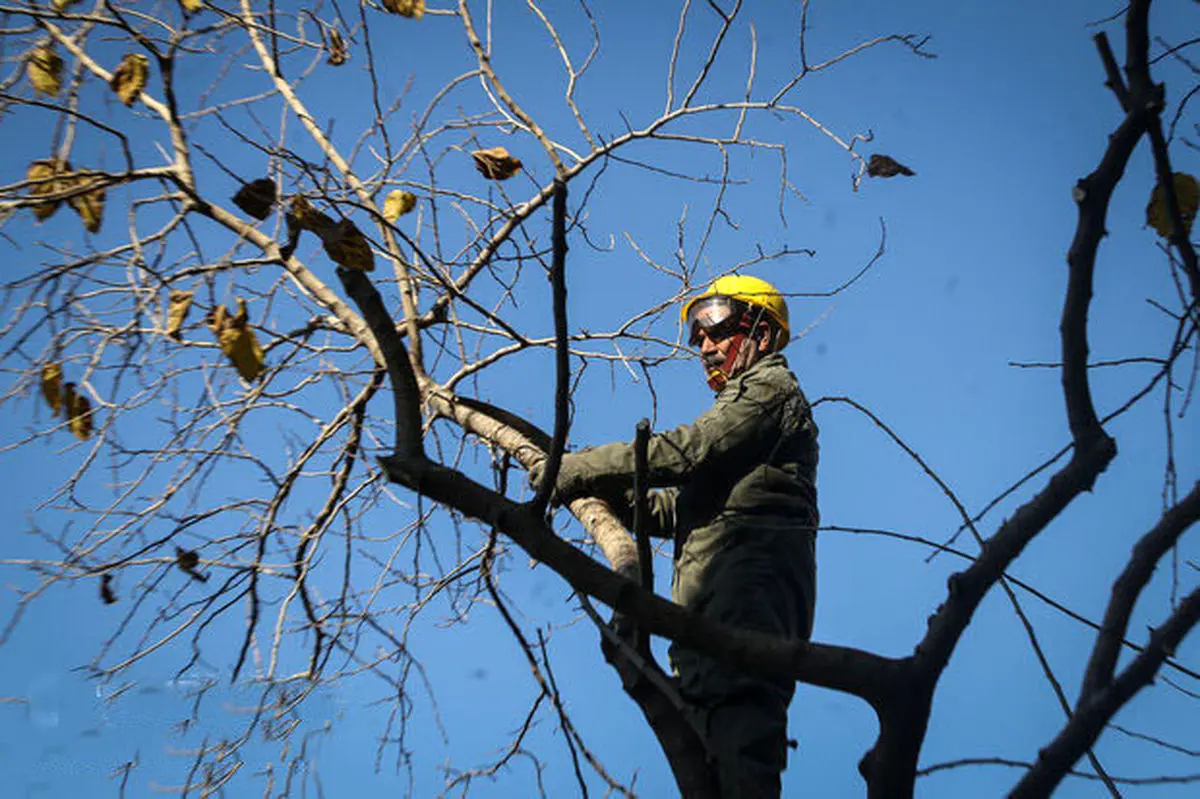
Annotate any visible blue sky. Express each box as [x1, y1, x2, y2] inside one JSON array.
[[1, 1, 1197, 797]]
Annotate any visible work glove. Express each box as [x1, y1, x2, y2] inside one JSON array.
[[527, 452, 586, 506]]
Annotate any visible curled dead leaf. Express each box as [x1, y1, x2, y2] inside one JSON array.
[[110, 53, 150, 107], [382, 189, 417, 222], [175, 546, 209, 582], [471, 147, 522, 181], [99, 573, 117, 605], [327, 28, 349, 66], [867, 154, 915, 178], [233, 178, 277, 220], [63, 382, 93, 440], [322, 219, 375, 271], [27, 159, 69, 222], [41, 362, 63, 417], [383, 0, 425, 18], [283, 195, 332, 259], [165, 290, 194, 340], [1147, 172, 1199, 239], [175, 545, 199, 571], [28, 46, 63, 97], [64, 172, 105, 233], [289, 195, 332, 233], [207, 299, 267, 383]]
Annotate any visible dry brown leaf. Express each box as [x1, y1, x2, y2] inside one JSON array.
[[322, 219, 375, 271], [327, 29, 349, 66], [64, 382, 93, 440], [175, 545, 199, 571], [99, 573, 117, 605], [175, 545, 209, 582], [165, 290, 194, 340], [867, 154, 915, 178], [1147, 172, 1199, 239], [41, 362, 63, 417], [383, 0, 425, 18], [28, 46, 63, 97], [233, 178, 277, 220], [289, 195, 332, 233], [27, 159, 69, 222], [207, 299, 267, 382], [382, 189, 417, 222], [65, 173, 105, 233], [284, 196, 335, 259], [471, 146, 522, 181], [109, 53, 150, 107]]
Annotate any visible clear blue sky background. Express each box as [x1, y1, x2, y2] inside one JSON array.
[[1, 1, 1196, 797]]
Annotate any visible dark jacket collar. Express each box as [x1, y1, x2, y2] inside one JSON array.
[[717, 351, 789, 395]]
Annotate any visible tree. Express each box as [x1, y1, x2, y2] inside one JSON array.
[[0, 1, 1196, 796]]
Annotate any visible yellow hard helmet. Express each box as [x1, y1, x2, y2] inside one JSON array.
[[681, 274, 790, 344]]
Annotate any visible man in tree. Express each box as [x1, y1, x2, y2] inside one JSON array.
[[535, 275, 819, 797]]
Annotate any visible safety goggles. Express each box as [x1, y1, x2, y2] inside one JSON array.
[[686, 295, 746, 347]]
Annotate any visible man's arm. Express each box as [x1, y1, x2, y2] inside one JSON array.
[[556, 367, 795, 501]]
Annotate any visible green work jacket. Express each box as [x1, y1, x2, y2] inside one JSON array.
[[552, 353, 819, 626]]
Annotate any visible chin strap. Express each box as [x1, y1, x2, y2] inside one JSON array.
[[703, 305, 769, 391], [704, 332, 748, 391]]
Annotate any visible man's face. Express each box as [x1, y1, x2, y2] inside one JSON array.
[[687, 296, 774, 388], [696, 320, 770, 379]]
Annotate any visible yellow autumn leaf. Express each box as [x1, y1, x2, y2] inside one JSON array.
[[327, 28, 349, 66], [180, 0, 203, 13], [1147, 172, 1199, 239], [471, 146, 522, 181], [322, 219, 375, 271], [383, 0, 425, 19], [207, 299, 267, 383], [109, 53, 149, 107], [65, 173, 105, 233], [53, 0, 81, 10], [41, 362, 63, 417], [27, 159, 68, 222], [63, 382, 93, 440], [27, 46, 63, 97], [165, 290, 194, 340], [382, 189, 417, 222], [232, 178, 277, 220]]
